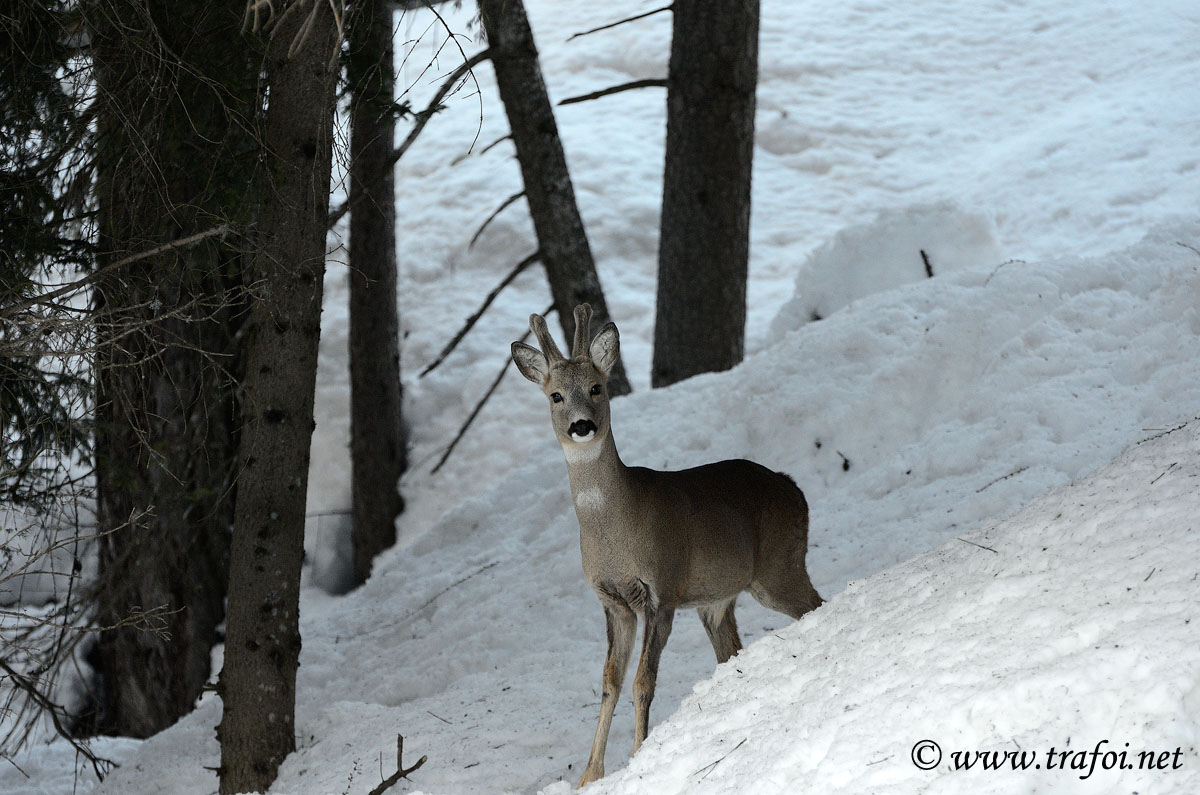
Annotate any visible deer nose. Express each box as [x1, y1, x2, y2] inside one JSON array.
[[568, 419, 597, 442]]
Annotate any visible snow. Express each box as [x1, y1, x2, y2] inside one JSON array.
[[5, 0, 1200, 792]]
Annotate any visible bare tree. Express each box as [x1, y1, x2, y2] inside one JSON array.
[[347, 0, 406, 587], [87, 0, 258, 736], [652, 0, 759, 387], [478, 0, 631, 396], [216, 1, 341, 790]]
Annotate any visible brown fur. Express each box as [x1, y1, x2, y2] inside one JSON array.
[[512, 305, 821, 787]]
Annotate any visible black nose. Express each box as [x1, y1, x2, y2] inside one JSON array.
[[569, 419, 597, 437]]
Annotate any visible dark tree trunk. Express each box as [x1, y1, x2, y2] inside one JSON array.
[[89, 0, 256, 738], [478, 0, 631, 396], [216, 5, 339, 792], [347, 0, 406, 588], [652, 0, 759, 388]]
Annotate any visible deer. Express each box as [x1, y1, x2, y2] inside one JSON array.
[[511, 304, 823, 787]]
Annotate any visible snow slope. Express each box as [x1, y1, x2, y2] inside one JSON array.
[[4, 0, 1200, 791], [586, 417, 1200, 795]]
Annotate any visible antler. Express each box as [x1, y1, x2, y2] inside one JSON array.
[[529, 313, 565, 363], [572, 304, 593, 359]]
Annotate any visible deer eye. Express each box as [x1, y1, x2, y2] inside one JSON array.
[[551, 392, 563, 403], [590, 384, 602, 396]]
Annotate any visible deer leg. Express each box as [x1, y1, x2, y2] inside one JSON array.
[[697, 597, 742, 664], [579, 603, 636, 787], [632, 604, 675, 754]]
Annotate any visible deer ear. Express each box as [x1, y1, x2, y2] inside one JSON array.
[[512, 341, 549, 384], [589, 322, 620, 376]]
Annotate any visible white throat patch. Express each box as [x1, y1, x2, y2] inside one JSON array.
[[573, 486, 606, 512], [562, 441, 602, 464]]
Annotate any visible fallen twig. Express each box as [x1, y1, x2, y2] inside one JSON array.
[[692, 737, 746, 780], [956, 537, 999, 554], [976, 466, 1028, 493], [367, 735, 426, 795], [1150, 462, 1177, 485]]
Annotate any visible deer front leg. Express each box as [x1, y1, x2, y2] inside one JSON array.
[[579, 603, 636, 787], [632, 604, 675, 754]]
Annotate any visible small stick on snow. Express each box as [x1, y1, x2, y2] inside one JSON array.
[[692, 737, 747, 780], [1150, 462, 1177, 484], [920, 249, 933, 278], [956, 537, 999, 554], [1144, 567, 1156, 582], [976, 466, 1028, 493], [367, 735, 427, 795]]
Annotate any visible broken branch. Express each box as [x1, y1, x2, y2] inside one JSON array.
[[420, 250, 540, 378], [469, 191, 525, 249], [430, 304, 551, 474], [566, 4, 673, 41], [367, 734, 426, 795], [559, 78, 667, 106]]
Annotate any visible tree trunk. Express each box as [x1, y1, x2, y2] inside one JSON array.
[[347, 0, 406, 588], [478, 0, 631, 396], [216, 5, 339, 792], [652, 0, 759, 388], [89, 0, 256, 738]]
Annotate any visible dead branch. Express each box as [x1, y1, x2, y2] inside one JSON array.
[[469, 191, 525, 249], [367, 735, 427, 795], [0, 225, 230, 320], [328, 48, 491, 228], [920, 249, 933, 278], [955, 537, 999, 554], [692, 737, 746, 780], [567, 4, 673, 41], [559, 78, 667, 106], [430, 305, 551, 474], [419, 250, 539, 378], [479, 134, 512, 156], [976, 466, 1028, 493], [0, 658, 114, 780]]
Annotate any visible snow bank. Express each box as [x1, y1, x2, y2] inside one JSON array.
[[768, 202, 1003, 329], [49, 222, 1197, 795], [586, 419, 1200, 795]]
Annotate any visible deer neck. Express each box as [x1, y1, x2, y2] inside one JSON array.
[[561, 431, 629, 515]]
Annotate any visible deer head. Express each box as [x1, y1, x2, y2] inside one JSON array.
[[512, 304, 620, 449]]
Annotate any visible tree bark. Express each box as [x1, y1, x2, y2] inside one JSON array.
[[347, 0, 406, 588], [478, 0, 631, 396], [89, 0, 256, 738], [216, 5, 339, 792], [652, 0, 759, 388]]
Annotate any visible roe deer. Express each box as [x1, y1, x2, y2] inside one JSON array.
[[512, 304, 822, 787]]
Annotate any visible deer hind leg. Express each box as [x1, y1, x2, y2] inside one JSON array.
[[632, 603, 675, 754], [697, 597, 742, 664], [580, 603, 636, 787]]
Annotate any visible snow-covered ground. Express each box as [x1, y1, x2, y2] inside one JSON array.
[[5, 0, 1200, 792]]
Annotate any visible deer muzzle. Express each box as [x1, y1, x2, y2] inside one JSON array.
[[568, 419, 597, 442]]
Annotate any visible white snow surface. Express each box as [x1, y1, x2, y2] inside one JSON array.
[[5, 0, 1200, 792]]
